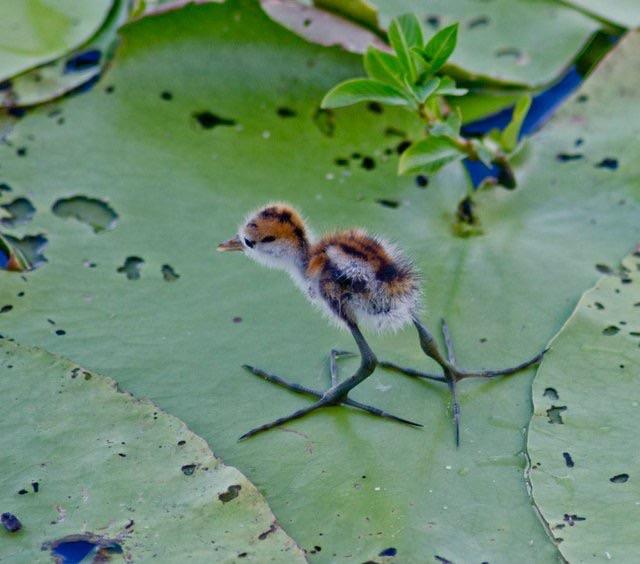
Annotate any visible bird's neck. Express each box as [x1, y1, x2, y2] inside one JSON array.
[[281, 241, 310, 290]]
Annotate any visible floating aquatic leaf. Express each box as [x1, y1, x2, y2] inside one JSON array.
[[0, 0, 113, 83], [527, 250, 640, 561], [0, 340, 305, 562], [313, 0, 600, 87]]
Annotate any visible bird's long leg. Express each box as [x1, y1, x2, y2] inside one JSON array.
[[239, 323, 422, 440], [381, 316, 546, 446]]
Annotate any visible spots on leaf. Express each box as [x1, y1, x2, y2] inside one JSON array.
[[415, 174, 429, 188], [276, 107, 296, 118], [181, 464, 197, 476], [556, 153, 583, 162], [117, 256, 144, 280], [563, 513, 586, 526], [219, 484, 241, 503], [543, 387, 559, 400], [563, 452, 574, 468], [161, 264, 180, 282], [193, 111, 236, 129], [376, 199, 399, 209], [64, 50, 102, 73], [547, 405, 567, 424], [602, 325, 619, 336], [161, 91, 173, 101], [595, 158, 618, 170], [1, 512, 21, 533], [361, 156, 375, 170], [495, 47, 529, 65], [610, 473, 629, 483]]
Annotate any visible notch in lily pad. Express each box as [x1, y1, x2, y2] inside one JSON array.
[[52, 196, 118, 233]]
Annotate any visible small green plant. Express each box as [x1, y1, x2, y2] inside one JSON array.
[[321, 14, 530, 192]]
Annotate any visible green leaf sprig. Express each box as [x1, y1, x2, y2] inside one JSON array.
[[321, 14, 530, 187]]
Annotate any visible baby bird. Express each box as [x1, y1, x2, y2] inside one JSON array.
[[219, 203, 545, 444]]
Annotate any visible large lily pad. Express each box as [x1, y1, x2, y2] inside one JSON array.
[[527, 250, 640, 561], [564, 0, 640, 29], [1, 0, 130, 108], [0, 0, 113, 83], [0, 340, 305, 562], [315, 0, 600, 87], [0, 2, 639, 561]]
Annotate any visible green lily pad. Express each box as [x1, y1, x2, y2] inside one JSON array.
[[0, 340, 305, 561], [0, 0, 114, 83], [0, 2, 639, 561], [527, 249, 640, 561], [564, 0, 640, 29], [1, 0, 130, 108], [312, 0, 600, 87]]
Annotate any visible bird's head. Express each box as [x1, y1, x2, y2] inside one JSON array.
[[217, 203, 309, 270]]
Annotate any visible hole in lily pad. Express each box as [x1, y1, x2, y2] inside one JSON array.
[[219, 484, 242, 503], [547, 405, 567, 424], [595, 158, 618, 170], [181, 464, 196, 476], [161, 91, 173, 101], [117, 257, 144, 280], [64, 50, 101, 73], [543, 387, 559, 400], [1, 512, 21, 533], [415, 175, 429, 188], [161, 264, 180, 282], [361, 156, 375, 170], [610, 473, 629, 483], [379, 547, 397, 557], [602, 325, 620, 336], [43, 533, 122, 563], [52, 196, 118, 233], [1, 197, 36, 227], [193, 111, 236, 129], [2, 233, 48, 270], [563, 452, 574, 468]]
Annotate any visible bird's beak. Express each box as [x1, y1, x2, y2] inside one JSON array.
[[217, 235, 244, 252]]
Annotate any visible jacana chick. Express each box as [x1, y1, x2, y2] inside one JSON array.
[[218, 203, 545, 444]]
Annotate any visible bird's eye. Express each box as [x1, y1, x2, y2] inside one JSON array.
[[261, 236, 276, 243], [244, 237, 255, 248]]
